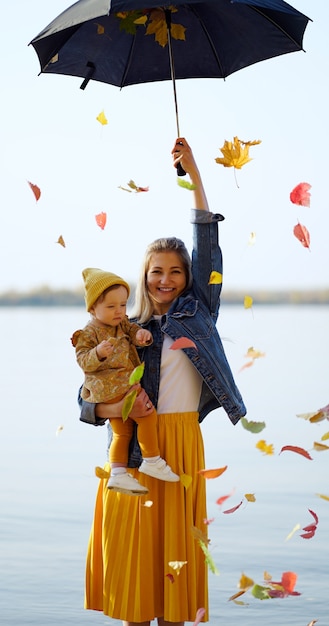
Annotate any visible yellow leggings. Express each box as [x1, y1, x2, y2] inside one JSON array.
[[109, 408, 160, 464]]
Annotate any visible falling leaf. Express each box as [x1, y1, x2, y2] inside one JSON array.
[[241, 417, 266, 433], [198, 466, 227, 479], [306, 621, 318, 626], [244, 295, 253, 309], [290, 182, 311, 207], [203, 517, 215, 525], [313, 441, 329, 452], [119, 179, 149, 193], [95, 466, 110, 479], [170, 337, 197, 351], [293, 222, 310, 249], [168, 560, 187, 575], [208, 271, 222, 285], [128, 362, 145, 385], [238, 360, 254, 373], [56, 425, 64, 436], [248, 232, 256, 245], [228, 590, 248, 602], [192, 608, 206, 626], [56, 235, 66, 248], [244, 493, 256, 502], [268, 571, 301, 597], [238, 573, 255, 590], [251, 584, 271, 600], [216, 489, 235, 506], [215, 136, 261, 170], [142, 500, 153, 507], [190, 526, 209, 545], [285, 523, 301, 541], [321, 431, 329, 440], [166, 573, 175, 583], [279, 445, 313, 460], [180, 473, 192, 489], [198, 539, 220, 575], [95, 211, 107, 230], [245, 347, 265, 360], [223, 500, 244, 514], [122, 389, 137, 421], [177, 178, 197, 191], [256, 439, 274, 455], [28, 181, 41, 202], [316, 493, 329, 501], [96, 110, 108, 125]]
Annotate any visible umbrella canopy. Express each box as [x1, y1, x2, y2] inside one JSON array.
[[30, 0, 310, 89]]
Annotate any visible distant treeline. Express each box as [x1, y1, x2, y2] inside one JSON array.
[[1, 286, 329, 306]]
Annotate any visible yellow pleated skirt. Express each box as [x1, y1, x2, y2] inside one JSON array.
[[85, 412, 209, 623]]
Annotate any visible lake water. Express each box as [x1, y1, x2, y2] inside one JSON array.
[[1, 306, 329, 626]]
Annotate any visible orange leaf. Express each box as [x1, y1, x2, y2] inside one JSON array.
[[28, 181, 41, 202], [198, 466, 227, 479], [279, 445, 313, 460], [95, 211, 107, 230], [293, 222, 310, 249], [56, 235, 66, 248], [170, 337, 197, 351]]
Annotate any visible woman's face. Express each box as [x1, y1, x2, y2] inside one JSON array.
[[146, 251, 187, 315]]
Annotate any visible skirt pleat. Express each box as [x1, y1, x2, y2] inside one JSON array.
[[85, 412, 209, 622]]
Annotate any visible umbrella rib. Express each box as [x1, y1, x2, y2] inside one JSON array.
[[250, 7, 307, 51], [189, 6, 226, 78], [120, 36, 136, 89]]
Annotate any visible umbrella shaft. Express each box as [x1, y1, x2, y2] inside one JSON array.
[[165, 9, 180, 137]]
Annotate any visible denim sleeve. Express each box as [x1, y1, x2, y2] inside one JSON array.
[[190, 209, 224, 320], [78, 386, 107, 426]]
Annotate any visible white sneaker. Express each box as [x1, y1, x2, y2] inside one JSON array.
[[107, 472, 149, 496], [139, 458, 179, 482]]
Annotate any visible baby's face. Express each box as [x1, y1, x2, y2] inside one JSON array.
[[92, 285, 128, 327]]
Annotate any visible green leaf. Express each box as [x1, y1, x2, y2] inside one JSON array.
[[129, 362, 145, 386], [251, 584, 271, 600], [241, 417, 266, 433], [198, 540, 220, 575], [177, 178, 197, 191], [122, 389, 137, 421]]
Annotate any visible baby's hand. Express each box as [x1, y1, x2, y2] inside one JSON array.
[[136, 329, 152, 345], [96, 339, 114, 359]]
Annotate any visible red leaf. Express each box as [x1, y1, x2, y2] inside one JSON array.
[[170, 337, 197, 351], [290, 182, 311, 207], [279, 445, 313, 460], [293, 222, 310, 249], [308, 509, 319, 525], [300, 529, 316, 539], [223, 500, 244, 514], [95, 211, 107, 230], [166, 573, 175, 584], [216, 491, 234, 506], [28, 181, 41, 202]]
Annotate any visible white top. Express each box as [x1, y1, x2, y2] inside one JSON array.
[[153, 316, 203, 414]]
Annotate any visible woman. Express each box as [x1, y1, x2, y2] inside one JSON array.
[[80, 138, 247, 625]]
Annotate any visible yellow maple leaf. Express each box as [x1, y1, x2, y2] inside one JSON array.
[[146, 8, 185, 47], [180, 473, 192, 489], [238, 573, 254, 590], [215, 136, 261, 170], [256, 439, 274, 455], [244, 493, 256, 502]]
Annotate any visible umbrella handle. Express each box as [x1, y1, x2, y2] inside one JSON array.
[[176, 143, 186, 177]]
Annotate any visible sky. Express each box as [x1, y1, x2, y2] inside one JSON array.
[[1, 1, 329, 293]]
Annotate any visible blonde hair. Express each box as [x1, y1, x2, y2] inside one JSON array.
[[131, 237, 192, 323]]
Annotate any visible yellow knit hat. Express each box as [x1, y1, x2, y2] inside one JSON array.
[[82, 268, 130, 311]]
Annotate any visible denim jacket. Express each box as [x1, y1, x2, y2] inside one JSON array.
[[79, 209, 247, 466]]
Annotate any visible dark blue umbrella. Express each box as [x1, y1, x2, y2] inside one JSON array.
[[30, 0, 311, 173]]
